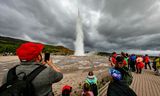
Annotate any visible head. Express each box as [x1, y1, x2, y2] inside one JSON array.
[[145, 54, 148, 56], [62, 85, 72, 96], [136, 57, 143, 63], [121, 52, 126, 57], [116, 56, 124, 68], [87, 71, 95, 79], [131, 54, 135, 56], [155, 56, 159, 59], [112, 52, 117, 58], [126, 53, 129, 57], [16, 42, 44, 63], [121, 52, 124, 55], [88, 71, 94, 76], [109, 68, 122, 81]]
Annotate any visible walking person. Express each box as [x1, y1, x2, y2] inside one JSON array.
[[152, 57, 157, 72], [110, 52, 117, 67], [144, 54, 151, 70], [155, 57, 160, 76], [129, 54, 136, 72], [121, 52, 128, 67], [136, 56, 144, 74]]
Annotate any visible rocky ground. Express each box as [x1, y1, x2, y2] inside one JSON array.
[[0, 55, 110, 95]]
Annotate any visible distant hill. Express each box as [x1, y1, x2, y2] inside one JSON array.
[[0, 36, 74, 55], [97, 52, 111, 56]]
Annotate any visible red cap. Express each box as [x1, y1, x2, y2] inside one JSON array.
[[62, 85, 72, 92], [16, 42, 44, 61]]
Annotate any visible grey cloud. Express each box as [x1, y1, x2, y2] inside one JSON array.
[[0, 0, 160, 52], [101, 0, 155, 17]]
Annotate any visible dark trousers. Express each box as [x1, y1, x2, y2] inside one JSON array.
[[152, 62, 157, 71], [130, 61, 136, 72], [145, 62, 151, 70], [136, 67, 142, 74]]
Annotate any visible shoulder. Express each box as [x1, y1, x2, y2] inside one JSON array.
[[16, 64, 40, 73]]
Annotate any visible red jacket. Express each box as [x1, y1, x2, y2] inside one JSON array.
[[136, 62, 144, 69], [144, 56, 150, 63], [112, 57, 116, 64]]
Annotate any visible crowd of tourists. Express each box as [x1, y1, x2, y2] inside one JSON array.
[[107, 51, 160, 96], [109, 52, 160, 76]]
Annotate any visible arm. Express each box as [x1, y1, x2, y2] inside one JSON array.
[[48, 67, 63, 83], [45, 59, 63, 83], [46, 59, 61, 72]]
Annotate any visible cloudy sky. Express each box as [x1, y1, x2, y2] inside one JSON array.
[[1, 0, 160, 54]]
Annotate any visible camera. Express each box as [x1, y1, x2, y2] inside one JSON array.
[[44, 53, 50, 62]]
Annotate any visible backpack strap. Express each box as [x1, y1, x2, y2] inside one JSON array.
[[7, 64, 46, 83], [26, 65, 46, 82], [7, 65, 20, 84]]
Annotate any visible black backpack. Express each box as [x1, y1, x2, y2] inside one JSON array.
[[0, 64, 46, 96], [107, 80, 137, 96]]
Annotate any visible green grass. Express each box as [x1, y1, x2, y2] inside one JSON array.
[[0, 36, 74, 55]]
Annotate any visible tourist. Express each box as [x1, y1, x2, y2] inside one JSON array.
[[125, 53, 130, 68], [110, 52, 117, 67], [121, 52, 128, 67], [144, 54, 151, 70], [1, 42, 63, 96], [136, 56, 144, 74], [129, 54, 136, 72], [81, 83, 94, 96], [152, 57, 157, 71], [114, 56, 133, 85], [85, 71, 98, 96], [62, 85, 72, 96], [155, 57, 160, 76], [107, 68, 137, 96]]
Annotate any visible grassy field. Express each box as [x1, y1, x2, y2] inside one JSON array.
[[0, 36, 74, 55]]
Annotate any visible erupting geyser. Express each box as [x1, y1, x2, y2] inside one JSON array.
[[74, 10, 85, 56]]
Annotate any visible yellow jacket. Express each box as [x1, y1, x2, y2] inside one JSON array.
[[155, 58, 160, 68]]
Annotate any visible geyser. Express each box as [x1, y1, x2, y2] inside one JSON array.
[[74, 10, 85, 56]]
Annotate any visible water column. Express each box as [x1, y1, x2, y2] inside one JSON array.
[[74, 10, 85, 56]]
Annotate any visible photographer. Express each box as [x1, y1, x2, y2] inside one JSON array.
[[1, 42, 63, 96]]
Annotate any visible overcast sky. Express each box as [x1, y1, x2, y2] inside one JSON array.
[[0, 0, 160, 54]]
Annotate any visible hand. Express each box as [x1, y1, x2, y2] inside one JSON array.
[[45, 58, 61, 72], [46, 59, 53, 66], [42, 61, 46, 65]]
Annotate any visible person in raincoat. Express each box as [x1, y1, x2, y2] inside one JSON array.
[[136, 57, 144, 74]]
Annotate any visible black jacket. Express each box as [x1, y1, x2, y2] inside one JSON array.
[[107, 80, 137, 96]]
